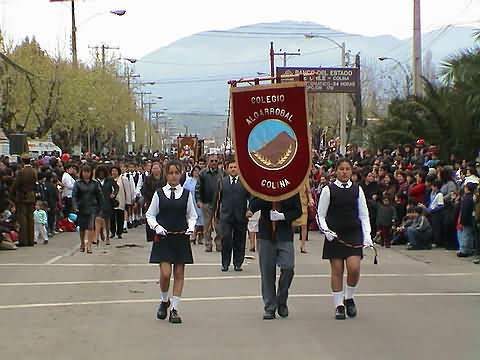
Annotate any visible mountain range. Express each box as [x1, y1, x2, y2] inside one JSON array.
[[134, 21, 478, 137]]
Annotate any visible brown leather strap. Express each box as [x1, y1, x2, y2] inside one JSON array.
[[334, 238, 378, 265]]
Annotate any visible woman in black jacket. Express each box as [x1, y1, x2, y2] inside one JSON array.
[[94, 165, 119, 245], [72, 164, 104, 253]]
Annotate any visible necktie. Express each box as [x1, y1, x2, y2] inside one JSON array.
[[232, 177, 237, 185], [342, 183, 348, 188], [169, 187, 176, 200]]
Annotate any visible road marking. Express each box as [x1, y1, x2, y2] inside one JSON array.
[[0, 263, 222, 267], [0, 273, 477, 286], [44, 256, 63, 265], [0, 292, 479, 310]]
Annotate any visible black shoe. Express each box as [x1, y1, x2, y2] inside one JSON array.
[[344, 298, 357, 318], [221, 266, 228, 272], [335, 305, 346, 320], [117, 234, 122, 239], [169, 309, 182, 324], [457, 252, 469, 258], [263, 310, 275, 320], [234, 266, 243, 272], [123, 228, 128, 234], [277, 304, 289, 318], [127, 222, 133, 229], [110, 233, 115, 239], [156, 300, 170, 320]]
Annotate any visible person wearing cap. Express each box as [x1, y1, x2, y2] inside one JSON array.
[[12, 153, 37, 246]]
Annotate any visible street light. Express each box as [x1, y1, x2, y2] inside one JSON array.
[[110, 10, 127, 16], [378, 57, 411, 97], [305, 33, 348, 155], [65, 0, 126, 66]]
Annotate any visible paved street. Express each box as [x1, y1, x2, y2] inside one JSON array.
[[1, 228, 479, 360]]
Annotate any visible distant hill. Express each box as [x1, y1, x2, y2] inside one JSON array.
[[135, 21, 478, 132]]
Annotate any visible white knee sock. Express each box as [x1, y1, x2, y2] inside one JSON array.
[[345, 284, 357, 300], [160, 291, 168, 302], [332, 291, 344, 307], [123, 220, 127, 229], [171, 296, 180, 310]]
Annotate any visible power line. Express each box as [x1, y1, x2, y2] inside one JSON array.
[[138, 46, 338, 67]]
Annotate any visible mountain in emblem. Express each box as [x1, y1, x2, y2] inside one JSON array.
[[251, 131, 296, 169]]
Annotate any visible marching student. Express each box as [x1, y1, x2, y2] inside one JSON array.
[[317, 158, 373, 320], [247, 193, 302, 320], [146, 160, 197, 324]]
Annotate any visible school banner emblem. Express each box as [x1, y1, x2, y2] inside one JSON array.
[[177, 136, 198, 161], [231, 82, 311, 201]]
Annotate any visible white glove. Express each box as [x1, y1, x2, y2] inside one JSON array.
[[321, 228, 337, 241], [155, 225, 167, 236], [270, 210, 285, 221], [185, 228, 194, 236], [325, 233, 336, 241], [363, 237, 374, 248]]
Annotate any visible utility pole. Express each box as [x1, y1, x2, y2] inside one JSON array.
[[71, 0, 78, 67], [89, 44, 120, 68], [413, 0, 423, 97], [339, 41, 347, 156], [276, 49, 301, 67], [269, 42, 301, 81], [270, 42, 275, 83]]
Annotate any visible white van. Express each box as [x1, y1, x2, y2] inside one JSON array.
[[28, 139, 62, 158], [0, 129, 9, 157]]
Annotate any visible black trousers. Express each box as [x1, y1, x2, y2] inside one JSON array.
[[430, 211, 444, 247], [221, 220, 247, 267], [63, 197, 72, 218], [146, 224, 154, 242], [48, 208, 56, 233], [110, 209, 124, 237]]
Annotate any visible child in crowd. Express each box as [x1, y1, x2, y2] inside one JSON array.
[[375, 196, 397, 247], [406, 206, 433, 250], [33, 200, 49, 245], [393, 207, 416, 245]]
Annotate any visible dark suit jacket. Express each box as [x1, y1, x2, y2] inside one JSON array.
[[219, 176, 249, 224], [13, 165, 37, 205], [249, 193, 302, 242]]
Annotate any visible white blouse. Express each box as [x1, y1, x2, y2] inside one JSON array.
[[146, 184, 198, 232], [316, 180, 372, 244]]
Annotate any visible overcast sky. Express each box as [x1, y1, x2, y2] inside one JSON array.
[[1, 0, 479, 61]]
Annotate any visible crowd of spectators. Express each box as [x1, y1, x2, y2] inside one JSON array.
[[1, 141, 479, 265], [308, 141, 480, 263]]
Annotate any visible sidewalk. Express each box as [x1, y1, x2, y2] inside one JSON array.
[[0, 231, 80, 265]]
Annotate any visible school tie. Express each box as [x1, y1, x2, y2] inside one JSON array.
[[232, 177, 237, 185], [169, 187, 176, 200], [342, 183, 348, 188]]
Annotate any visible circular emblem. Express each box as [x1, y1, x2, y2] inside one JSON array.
[[248, 119, 298, 171]]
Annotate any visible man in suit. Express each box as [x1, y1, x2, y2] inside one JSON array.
[[247, 193, 302, 320], [219, 158, 250, 272], [195, 153, 223, 252], [13, 153, 37, 246]]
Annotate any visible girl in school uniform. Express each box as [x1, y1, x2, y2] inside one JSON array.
[[317, 159, 373, 320], [146, 160, 197, 324]]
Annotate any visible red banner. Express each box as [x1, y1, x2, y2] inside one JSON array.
[[177, 136, 198, 161], [231, 82, 311, 201]]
